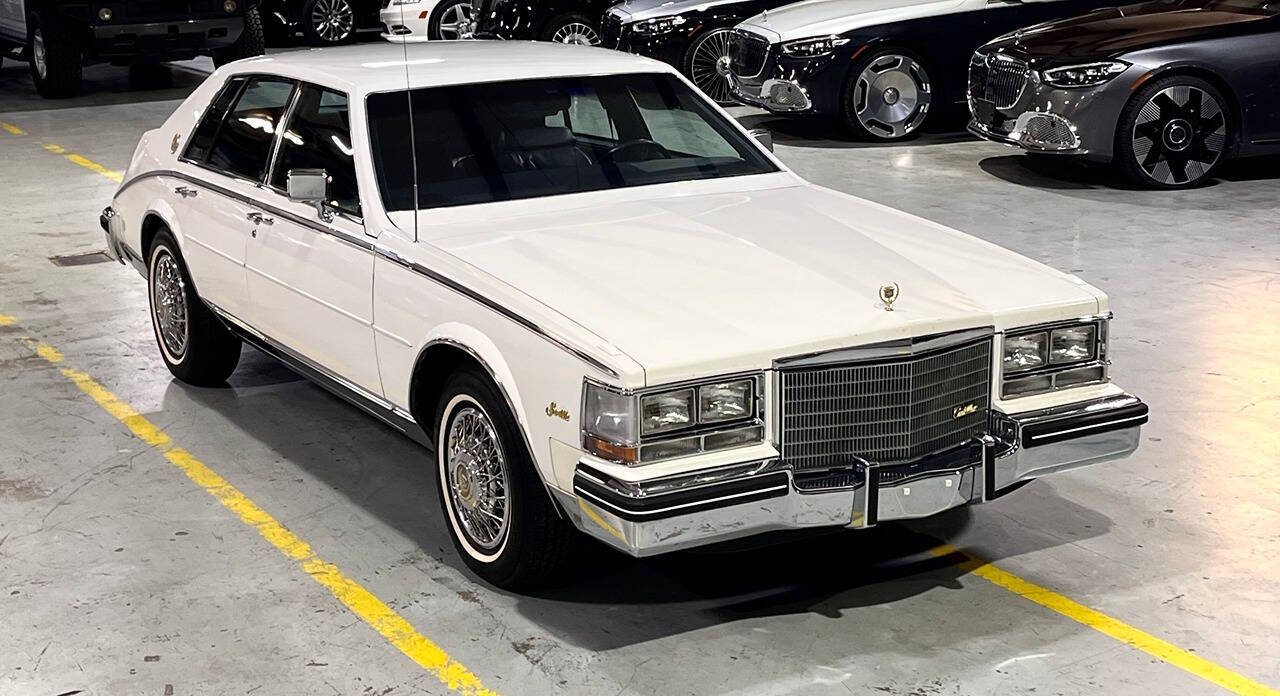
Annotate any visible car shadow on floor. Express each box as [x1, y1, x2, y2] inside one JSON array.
[[165, 346, 1117, 653], [734, 111, 975, 150], [0, 59, 211, 112], [979, 152, 1280, 191]]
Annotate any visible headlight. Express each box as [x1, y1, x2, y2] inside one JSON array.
[[1002, 319, 1109, 398], [1041, 61, 1127, 89], [98, 7, 113, 20], [631, 15, 686, 36], [779, 35, 849, 58], [583, 375, 763, 464]]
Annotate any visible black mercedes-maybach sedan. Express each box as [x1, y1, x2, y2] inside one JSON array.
[[969, 0, 1280, 188], [727, 0, 1122, 140], [602, 0, 799, 103]]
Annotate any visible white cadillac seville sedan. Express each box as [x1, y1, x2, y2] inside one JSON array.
[[101, 42, 1147, 588]]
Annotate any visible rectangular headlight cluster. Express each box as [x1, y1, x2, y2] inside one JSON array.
[[1002, 318, 1109, 398], [583, 375, 764, 465]]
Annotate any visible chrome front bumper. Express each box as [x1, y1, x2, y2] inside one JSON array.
[[558, 394, 1147, 556], [100, 206, 124, 264]]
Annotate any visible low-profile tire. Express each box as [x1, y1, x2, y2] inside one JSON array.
[[1115, 75, 1230, 190], [539, 12, 600, 46], [435, 368, 575, 589], [428, 0, 473, 40], [214, 7, 267, 66], [27, 12, 82, 99], [839, 46, 932, 141], [685, 27, 735, 105], [147, 230, 242, 386], [300, 0, 357, 45]]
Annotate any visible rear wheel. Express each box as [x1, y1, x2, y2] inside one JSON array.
[[214, 7, 267, 66], [540, 13, 600, 46], [429, 0, 474, 40], [685, 28, 735, 105], [840, 47, 932, 141], [435, 368, 575, 589], [301, 0, 357, 45], [147, 230, 242, 386], [27, 12, 82, 99], [1116, 75, 1229, 189]]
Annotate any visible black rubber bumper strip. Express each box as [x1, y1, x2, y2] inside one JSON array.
[[1021, 401, 1149, 449], [573, 468, 790, 523]]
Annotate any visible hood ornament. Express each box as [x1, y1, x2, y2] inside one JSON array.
[[762, 8, 768, 21], [878, 282, 900, 311]]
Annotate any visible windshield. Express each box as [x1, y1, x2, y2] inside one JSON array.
[[366, 73, 778, 211]]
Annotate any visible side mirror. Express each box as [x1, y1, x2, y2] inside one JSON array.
[[286, 168, 333, 221], [748, 128, 774, 152]]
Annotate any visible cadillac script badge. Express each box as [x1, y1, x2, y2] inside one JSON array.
[[878, 282, 900, 311]]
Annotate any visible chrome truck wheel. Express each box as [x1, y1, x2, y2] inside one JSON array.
[[842, 49, 932, 141], [1128, 83, 1227, 188], [687, 28, 735, 105]]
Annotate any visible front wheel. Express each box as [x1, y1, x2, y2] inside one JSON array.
[[214, 7, 267, 66], [435, 369, 575, 589], [685, 28, 735, 105], [147, 230, 242, 386], [1115, 75, 1229, 189], [429, 0, 473, 40], [839, 47, 932, 141], [540, 13, 600, 46], [27, 12, 83, 99], [301, 0, 357, 45]]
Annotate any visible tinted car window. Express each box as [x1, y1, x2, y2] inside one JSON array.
[[269, 85, 360, 215], [206, 77, 296, 181], [184, 78, 245, 163], [366, 73, 777, 211]]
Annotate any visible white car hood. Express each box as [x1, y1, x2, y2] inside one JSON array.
[[419, 180, 1101, 385], [738, 0, 967, 43]]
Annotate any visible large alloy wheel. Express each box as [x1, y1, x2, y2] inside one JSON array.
[[433, 369, 575, 589], [146, 229, 242, 386], [429, 0, 474, 40], [542, 13, 600, 46], [686, 28, 735, 105], [841, 49, 932, 141], [1119, 76, 1228, 189], [303, 0, 356, 45]]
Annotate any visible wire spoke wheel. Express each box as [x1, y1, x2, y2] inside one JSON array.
[[552, 22, 600, 46], [853, 53, 931, 139], [1131, 85, 1225, 186], [436, 2, 473, 40], [311, 0, 355, 43], [445, 406, 511, 551], [688, 28, 734, 104], [151, 252, 189, 360]]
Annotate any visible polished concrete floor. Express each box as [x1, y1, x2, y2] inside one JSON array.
[[1, 56, 1278, 696]]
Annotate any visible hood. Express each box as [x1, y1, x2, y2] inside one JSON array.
[[738, 0, 965, 42], [610, 0, 750, 21], [417, 180, 1101, 384], [986, 0, 1277, 62]]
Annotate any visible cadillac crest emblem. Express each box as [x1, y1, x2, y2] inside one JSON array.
[[878, 282, 900, 311]]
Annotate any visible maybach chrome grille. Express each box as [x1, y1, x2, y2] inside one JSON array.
[[969, 53, 1029, 110], [728, 31, 769, 78], [780, 338, 992, 470]]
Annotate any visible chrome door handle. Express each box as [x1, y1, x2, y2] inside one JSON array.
[[174, 186, 198, 198], [246, 212, 274, 226]]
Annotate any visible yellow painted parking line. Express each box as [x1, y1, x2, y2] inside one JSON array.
[[928, 544, 1279, 696], [2, 118, 124, 182], [1, 121, 25, 136], [6, 318, 497, 696]]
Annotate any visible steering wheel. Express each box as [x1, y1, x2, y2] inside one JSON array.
[[602, 138, 672, 163]]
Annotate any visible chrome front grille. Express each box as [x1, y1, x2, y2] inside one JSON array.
[[969, 53, 1029, 110], [780, 338, 992, 470], [728, 31, 769, 79]]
